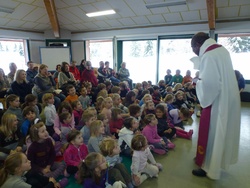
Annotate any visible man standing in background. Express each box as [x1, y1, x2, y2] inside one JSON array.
[[190, 32, 241, 180]]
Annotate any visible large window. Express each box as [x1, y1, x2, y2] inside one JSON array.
[[217, 34, 250, 80], [87, 40, 113, 68], [158, 38, 196, 82], [0, 39, 27, 74], [123, 40, 157, 83]]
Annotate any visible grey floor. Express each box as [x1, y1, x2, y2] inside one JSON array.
[[141, 102, 250, 188]]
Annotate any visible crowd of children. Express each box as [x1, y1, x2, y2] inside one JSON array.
[[0, 66, 199, 188]]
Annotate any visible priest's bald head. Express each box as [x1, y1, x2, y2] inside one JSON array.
[[191, 32, 210, 56]]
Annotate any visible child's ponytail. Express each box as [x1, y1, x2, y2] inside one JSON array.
[[78, 152, 103, 184], [77, 160, 92, 184], [0, 152, 23, 187]]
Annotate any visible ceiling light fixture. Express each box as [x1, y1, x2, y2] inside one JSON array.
[[0, 6, 15, 14], [86, 10, 116, 17], [145, 0, 186, 9]]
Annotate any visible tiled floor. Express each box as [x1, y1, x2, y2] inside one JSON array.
[[140, 102, 250, 188]]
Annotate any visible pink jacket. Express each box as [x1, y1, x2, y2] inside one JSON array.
[[63, 143, 88, 166], [142, 124, 161, 144]]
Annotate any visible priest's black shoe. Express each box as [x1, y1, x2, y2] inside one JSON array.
[[192, 168, 206, 177]]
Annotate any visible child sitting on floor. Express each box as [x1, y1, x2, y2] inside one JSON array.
[[155, 104, 176, 140], [131, 134, 162, 186], [27, 122, 68, 187], [101, 97, 113, 121], [118, 117, 139, 157], [42, 93, 57, 137], [81, 111, 96, 145], [88, 120, 104, 153], [100, 138, 134, 188], [65, 84, 78, 104], [59, 112, 74, 144], [21, 106, 37, 137], [168, 107, 193, 139], [0, 113, 25, 160], [78, 87, 90, 110], [164, 94, 176, 112], [78, 152, 127, 188], [71, 100, 83, 130], [109, 108, 124, 138], [64, 129, 88, 175], [0, 152, 61, 188], [142, 114, 174, 155], [141, 100, 155, 120], [97, 113, 112, 137], [21, 94, 40, 118], [4, 94, 24, 128], [54, 101, 75, 140]]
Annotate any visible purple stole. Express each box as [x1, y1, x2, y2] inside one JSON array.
[[195, 44, 222, 167]]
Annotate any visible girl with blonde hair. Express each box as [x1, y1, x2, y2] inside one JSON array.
[[4, 94, 24, 127], [100, 97, 113, 121], [0, 152, 60, 188], [27, 122, 67, 186], [100, 138, 134, 188], [88, 120, 105, 153], [0, 113, 25, 160]]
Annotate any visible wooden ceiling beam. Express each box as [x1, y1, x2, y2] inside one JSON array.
[[44, 0, 60, 38], [206, 0, 216, 30]]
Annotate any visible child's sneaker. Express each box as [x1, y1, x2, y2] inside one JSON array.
[[167, 142, 175, 149], [155, 163, 163, 171], [154, 174, 159, 178], [188, 130, 193, 139], [59, 178, 68, 188]]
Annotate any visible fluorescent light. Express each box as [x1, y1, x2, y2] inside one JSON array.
[[145, 0, 186, 9], [86, 10, 116, 17], [0, 6, 14, 14]]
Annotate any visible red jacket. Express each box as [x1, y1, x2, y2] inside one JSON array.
[[109, 118, 124, 134], [81, 69, 98, 87], [69, 66, 80, 80], [63, 143, 88, 166]]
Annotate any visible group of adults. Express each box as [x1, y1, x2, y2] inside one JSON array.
[[0, 61, 64, 108], [97, 61, 132, 88], [0, 59, 133, 108]]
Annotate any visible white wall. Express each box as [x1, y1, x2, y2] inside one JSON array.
[[29, 40, 45, 64], [44, 29, 71, 39], [71, 41, 85, 64], [0, 29, 44, 40], [72, 23, 208, 40]]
